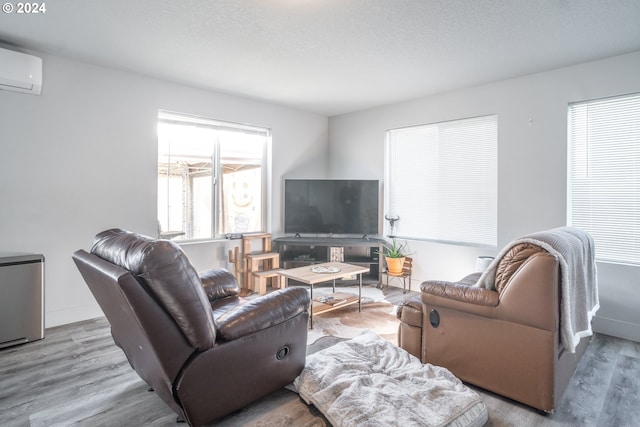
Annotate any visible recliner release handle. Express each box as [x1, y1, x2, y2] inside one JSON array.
[[276, 346, 290, 360], [429, 309, 440, 328]]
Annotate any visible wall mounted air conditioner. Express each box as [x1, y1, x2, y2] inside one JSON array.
[[0, 47, 42, 95]]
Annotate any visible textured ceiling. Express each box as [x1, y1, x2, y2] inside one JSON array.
[[1, 0, 640, 116]]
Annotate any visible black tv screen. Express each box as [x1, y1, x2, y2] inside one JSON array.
[[284, 179, 379, 235]]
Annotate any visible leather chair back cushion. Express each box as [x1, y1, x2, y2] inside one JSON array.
[[494, 242, 546, 294], [91, 228, 216, 350]]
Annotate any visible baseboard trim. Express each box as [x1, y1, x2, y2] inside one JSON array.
[[592, 315, 640, 343], [46, 304, 104, 328]]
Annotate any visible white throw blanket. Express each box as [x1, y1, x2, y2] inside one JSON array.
[[476, 226, 599, 353], [293, 330, 488, 427]]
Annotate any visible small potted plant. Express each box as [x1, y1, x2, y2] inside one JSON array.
[[379, 239, 409, 275]]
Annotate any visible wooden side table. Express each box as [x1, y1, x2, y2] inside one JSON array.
[[241, 233, 276, 288], [246, 252, 280, 295], [252, 269, 283, 295]]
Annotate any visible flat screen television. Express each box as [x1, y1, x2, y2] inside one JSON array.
[[284, 179, 379, 235]]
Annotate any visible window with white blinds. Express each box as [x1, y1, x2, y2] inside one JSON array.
[[568, 93, 640, 265], [385, 115, 497, 247]]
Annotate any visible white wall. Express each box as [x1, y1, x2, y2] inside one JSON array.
[[328, 50, 640, 342], [0, 52, 328, 327], [4, 48, 638, 342]]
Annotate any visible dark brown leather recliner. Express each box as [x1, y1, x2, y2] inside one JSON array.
[[397, 242, 591, 413], [72, 229, 310, 427]]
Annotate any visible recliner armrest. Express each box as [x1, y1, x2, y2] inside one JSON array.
[[397, 295, 422, 327], [200, 268, 239, 301], [216, 287, 310, 341], [421, 280, 499, 307]]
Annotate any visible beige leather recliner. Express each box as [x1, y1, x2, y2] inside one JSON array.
[[397, 242, 591, 413]]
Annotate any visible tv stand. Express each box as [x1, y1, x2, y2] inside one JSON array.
[[274, 236, 384, 285]]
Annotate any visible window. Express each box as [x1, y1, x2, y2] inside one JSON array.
[[568, 93, 640, 265], [157, 111, 269, 241], [385, 115, 497, 247]]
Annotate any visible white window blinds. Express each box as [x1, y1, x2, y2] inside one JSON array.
[[386, 115, 497, 247], [568, 93, 640, 265]]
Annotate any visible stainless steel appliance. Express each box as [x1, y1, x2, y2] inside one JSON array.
[[0, 252, 45, 348]]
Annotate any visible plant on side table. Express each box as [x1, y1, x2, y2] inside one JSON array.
[[379, 239, 410, 275]]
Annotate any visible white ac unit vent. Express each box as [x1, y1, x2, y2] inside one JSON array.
[[0, 47, 42, 95]]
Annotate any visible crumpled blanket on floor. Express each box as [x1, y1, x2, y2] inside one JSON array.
[[292, 330, 488, 427]]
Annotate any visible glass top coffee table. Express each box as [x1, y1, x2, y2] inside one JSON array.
[[278, 262, 370, 328]]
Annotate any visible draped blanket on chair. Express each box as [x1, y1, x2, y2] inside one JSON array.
[[476, 226, 599, 353]]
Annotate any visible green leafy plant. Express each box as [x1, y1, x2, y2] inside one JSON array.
[[378, 239, 409, 258]]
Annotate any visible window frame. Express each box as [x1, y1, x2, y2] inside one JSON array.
[[157, 110, 270, 242]]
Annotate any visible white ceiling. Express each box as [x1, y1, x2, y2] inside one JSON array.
[[1, 0, 640, 116]]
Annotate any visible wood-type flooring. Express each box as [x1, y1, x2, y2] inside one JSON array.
[[1, 286, 639, 426]]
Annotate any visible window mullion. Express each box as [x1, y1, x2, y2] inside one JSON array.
[[212, 133, 221, 238]]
